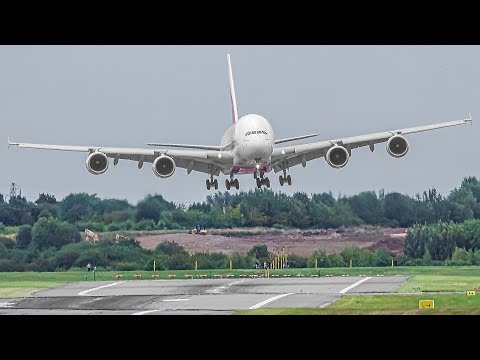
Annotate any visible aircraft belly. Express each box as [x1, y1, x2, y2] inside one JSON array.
[[233, 165, 271, 175]]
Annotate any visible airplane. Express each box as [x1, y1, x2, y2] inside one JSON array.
[[8, 54, 473, 191]]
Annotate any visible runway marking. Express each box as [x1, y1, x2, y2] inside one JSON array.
[[78, 281, 125, 296], [208, 279, 245, 294], [162, 298, 189, 302], [0, 302, 14, 308], [339, 277, 371, 294], [228, 280, 245, 286], [209, 286, 227, 294], [132, 309, 160, 315], [249, 293, 293, 309]]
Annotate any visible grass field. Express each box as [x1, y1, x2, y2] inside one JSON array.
[[235, 294, 480, 315], [1, 266, 480, 315]]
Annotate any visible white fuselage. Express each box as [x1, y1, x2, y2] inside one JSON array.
[[220, 114, 275, 175]]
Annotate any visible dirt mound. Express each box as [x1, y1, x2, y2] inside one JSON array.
[[136, 226, 407, 257]]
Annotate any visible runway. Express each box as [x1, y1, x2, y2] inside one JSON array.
[[0, 276, 408, 315]]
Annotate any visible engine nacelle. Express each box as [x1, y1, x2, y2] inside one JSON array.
[[153, 155, 176, 178], [325, 145, 350, 168], [386, 135, 409, 158], [86, 152, 109, 175]]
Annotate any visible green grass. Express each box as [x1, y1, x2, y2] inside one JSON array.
[[396, 275, 480, 293], [235, 294, 480, 315], [0, 281, 65, 297]]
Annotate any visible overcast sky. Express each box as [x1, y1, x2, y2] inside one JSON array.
[[1, 45, 479, 206]]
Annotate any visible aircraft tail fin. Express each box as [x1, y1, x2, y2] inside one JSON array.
[[227, 54, 239, 124]]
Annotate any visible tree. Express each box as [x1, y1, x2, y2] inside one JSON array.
[[35, 193, 57, 204], [348, 191, 383, 225], [448, 187, 479, 221], [403, 224, 426, 259], [59, 193, 102, 223], [16, 225, 32, 249], [247, 244, 269, 264], [31, 217, 82, 250], [384, 192, 415, 227], [136, 194, 176, 222]]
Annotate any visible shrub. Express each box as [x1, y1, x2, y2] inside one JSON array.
[[114, 262, 139, 271], [0, 236, 15, 249]]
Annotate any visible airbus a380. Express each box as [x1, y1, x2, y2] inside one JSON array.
[[9, 55, 472, 191]]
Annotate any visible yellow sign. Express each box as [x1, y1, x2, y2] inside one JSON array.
[[467, 291, 476, 296], [419, 300, 434, 309]]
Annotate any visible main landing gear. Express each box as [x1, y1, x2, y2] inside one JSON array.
[[255, 171, 270, 189], [206, 175, 218, 190], [225, 175, 239, 190], [279, 169, 292, 187]]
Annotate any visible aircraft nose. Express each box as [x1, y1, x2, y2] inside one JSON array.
[[249, 142, 273, 158]]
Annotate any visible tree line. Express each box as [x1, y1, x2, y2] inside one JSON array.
[[2, 176, 480, 271], [2, 176, 480, 232]]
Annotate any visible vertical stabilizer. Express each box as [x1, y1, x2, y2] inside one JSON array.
[[227, 54, 239, 124]]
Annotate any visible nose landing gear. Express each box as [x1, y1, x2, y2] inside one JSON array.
[[254, 171, 270, 189]]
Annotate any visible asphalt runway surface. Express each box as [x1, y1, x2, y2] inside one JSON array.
[[0, 275, 408, 315]]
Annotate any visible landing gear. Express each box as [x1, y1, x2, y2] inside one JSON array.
[[225, 176, 239, 190], [206, 175, 218, 190], [254, 171, 270, 189], [279, 170, 292, 187]]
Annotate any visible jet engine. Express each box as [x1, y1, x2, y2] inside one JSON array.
[[386, 135, 409, 158], [86, 152, 109, 175], [325, 145, 350, 168], [153, 155, 176, 178]]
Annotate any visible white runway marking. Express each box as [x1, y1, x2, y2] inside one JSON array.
[[249, 293, 293, 309], [209, 279, 245, 294], [78, 281, 125, 296], [339, 277, 371, 294], [228, 280, 245, 286], [209, 286, 227, 294], [162, 299, 189, 302], [0, 302, 14, 308], [132, 309, 160, 315]]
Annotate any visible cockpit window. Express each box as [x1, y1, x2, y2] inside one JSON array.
[[245, 130, 268, 136]]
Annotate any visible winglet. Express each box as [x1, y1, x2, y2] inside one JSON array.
[[8, 137, 19, 148], [227, 54, 239, 124]]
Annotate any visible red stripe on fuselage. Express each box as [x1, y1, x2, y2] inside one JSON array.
[[233, 165, 271, 175]]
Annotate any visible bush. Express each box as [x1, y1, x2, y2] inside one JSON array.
[[287, 254, 307, 268], [107, 223, 122, 232], [114, 262, 139, 271], [0, 259, 24, 271], [0, 243, 7, 259], [144, 259, 165, 271], [133, 219, 156, 231], [0, 236, 15, 249], [16, 225, 32, 249]]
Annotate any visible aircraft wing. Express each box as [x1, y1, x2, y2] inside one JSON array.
[[271, 115, 472, 173], [7, 141, 234, 176]]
